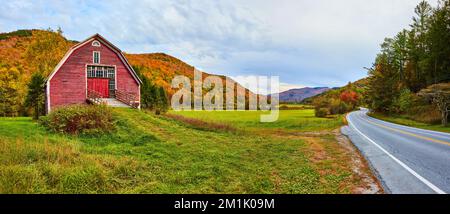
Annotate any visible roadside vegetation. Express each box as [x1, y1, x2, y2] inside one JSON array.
[[365, 1, 450, 127], [0, 107, 379, 194], [369, 112, 450, 133], [303, 80, 367, 118]]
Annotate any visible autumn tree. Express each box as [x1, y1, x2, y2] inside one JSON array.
[[0, 66, 23, 116], [25, 28, 72, 76], [340, 90, 359, 108]]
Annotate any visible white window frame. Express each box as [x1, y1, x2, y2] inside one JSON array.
[[93, 51, 100, 64], [92, 40, 101, 47]]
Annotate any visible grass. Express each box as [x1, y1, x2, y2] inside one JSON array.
[[169, 109, 344, 133], [369, 113, 450, 133], [0, 109, 374, 193]]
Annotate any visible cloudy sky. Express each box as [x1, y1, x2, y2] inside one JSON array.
[[0, 0, 438, 91]]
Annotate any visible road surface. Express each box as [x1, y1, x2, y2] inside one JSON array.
[[342, 109, 450, 194]]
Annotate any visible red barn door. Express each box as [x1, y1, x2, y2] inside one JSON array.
[[88, 78, 109, 98]]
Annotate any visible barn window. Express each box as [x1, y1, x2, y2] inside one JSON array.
[[87, 65, 115, 79], [107, 67, 115, 78], [87, 66, 94, 77], [92, 40, 101, 47], [96, 66, 104, 77], [93, 51, 100, 64]]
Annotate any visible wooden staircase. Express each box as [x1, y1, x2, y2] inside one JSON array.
[[87, 89, 139, 108]]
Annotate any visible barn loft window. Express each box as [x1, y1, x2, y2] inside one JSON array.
[[87, 65, 114, 78], [92, 40, 101, 47], [93, 51, 100, 64]]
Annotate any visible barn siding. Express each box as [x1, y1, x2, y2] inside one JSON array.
[[49, 36, 140, 110]]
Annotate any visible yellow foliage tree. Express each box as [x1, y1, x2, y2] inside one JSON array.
[[0, 66, 24, 116]]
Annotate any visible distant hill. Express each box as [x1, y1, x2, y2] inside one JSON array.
[[274, 87, 331, 103], [302, 78, 369, 105]]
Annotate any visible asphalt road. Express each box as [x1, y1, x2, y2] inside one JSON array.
[[342, 109, 450, 194]]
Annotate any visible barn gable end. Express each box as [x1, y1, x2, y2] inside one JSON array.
[[46, 34, 141, 113]]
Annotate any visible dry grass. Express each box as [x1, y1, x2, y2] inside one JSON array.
[[165, 113, 238, 133]]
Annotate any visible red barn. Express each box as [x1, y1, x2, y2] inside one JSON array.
[[45, 34, 141, 113]]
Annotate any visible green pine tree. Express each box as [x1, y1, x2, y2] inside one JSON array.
[[25, 72, 46, 119]]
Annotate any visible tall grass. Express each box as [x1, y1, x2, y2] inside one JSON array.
[[0, 109, 370, 193]]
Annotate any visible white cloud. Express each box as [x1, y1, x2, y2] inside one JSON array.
[[0, 0, 439, 87]]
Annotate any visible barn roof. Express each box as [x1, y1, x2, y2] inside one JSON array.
[[46, 33, 142, 85]]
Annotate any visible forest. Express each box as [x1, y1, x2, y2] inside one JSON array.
[[366, 0, 450, 125]]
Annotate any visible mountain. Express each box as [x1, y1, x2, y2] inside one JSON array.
[[275, 87, 331, 103]]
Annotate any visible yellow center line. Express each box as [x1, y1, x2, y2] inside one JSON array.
[[358, 114, 450, 147]]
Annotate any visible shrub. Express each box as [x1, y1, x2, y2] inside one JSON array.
[[39, 105, 115, 135], [315, 108, 329, 118], [391, 88, 413, 113]]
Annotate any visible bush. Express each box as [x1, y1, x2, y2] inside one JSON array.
[[315, 108, 329, 118], [39, 105, 115, 135], [391, 88, 413, 113]]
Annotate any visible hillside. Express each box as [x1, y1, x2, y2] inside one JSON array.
[[303, 78, 368, 105], [0, 29, 224, 94], [0, 29, 255, 114], [276, 87, 330, 103]]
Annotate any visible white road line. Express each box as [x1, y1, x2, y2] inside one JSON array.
[[347, 112, 446, 194]]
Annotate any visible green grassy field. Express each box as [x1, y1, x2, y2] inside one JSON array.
[[369, 113, 450, 133], [0, 109, 375, 193], [169, 109, 343, 133]]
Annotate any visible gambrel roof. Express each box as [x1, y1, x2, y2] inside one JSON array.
[[46, 33, 142, 85]]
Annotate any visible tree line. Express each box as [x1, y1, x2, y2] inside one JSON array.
[[133, 65, 169, 114], [366, 0, 450, 125]]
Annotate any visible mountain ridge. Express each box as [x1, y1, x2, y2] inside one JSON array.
[[274, 87, 331, 103]]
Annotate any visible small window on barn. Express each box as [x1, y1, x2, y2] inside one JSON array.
[[92, 40, 101, 47], [87, 66, 94, 77], [96, 66, 104, 77], [93, 51, 100, 64], [107, 67, 115, 78]]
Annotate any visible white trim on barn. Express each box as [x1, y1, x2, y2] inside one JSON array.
[[92, 40, 101, 47], [93, 51, 101, 64]]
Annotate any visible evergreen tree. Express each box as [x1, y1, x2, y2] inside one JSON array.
[[25, 72, 46, 119], [427, 0, 450, 84], [157, 86, 169, 114], [367, 54, 401, 112]]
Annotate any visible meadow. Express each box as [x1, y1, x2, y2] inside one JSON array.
[[169, 109, 343, 133], [0, 108, 378, 193]]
